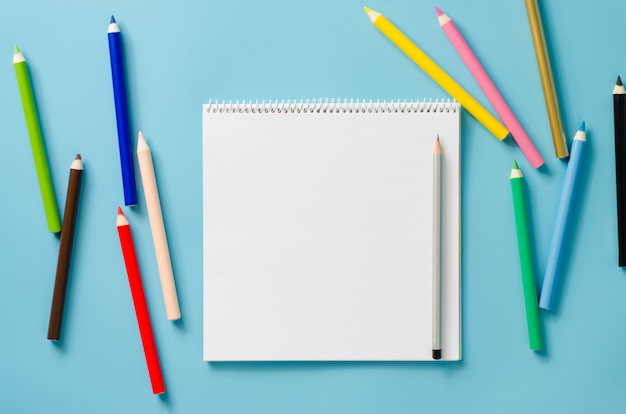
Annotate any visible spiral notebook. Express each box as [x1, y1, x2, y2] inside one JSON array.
[[203, 99, 461, 361]]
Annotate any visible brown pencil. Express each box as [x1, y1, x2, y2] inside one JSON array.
[[47, 154, 83, 341]]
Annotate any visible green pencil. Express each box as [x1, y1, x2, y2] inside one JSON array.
[[13, 45, 60, 233], [510, 160, 542, 351]]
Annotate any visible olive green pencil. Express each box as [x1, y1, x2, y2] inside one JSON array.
[[510, 161, 542, 351], [13, 45, 60, 233]]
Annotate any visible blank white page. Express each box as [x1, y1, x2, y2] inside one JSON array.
[[203, 100, 461, 361]]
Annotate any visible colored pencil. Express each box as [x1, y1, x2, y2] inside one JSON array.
[[363, 7, 509, 141], [524, 0, 568, 158], [436, 7, 544, 169], [13, 45, 61, 233], [540, 123, 587, 310], [47, 155, 83, 341], [614, 77, 626, 267], [510, 161, 542, 351], [137, 132, 181, 321], [117, 208, 165, 394], [432, 136, 442, 360], [108, 16, 137, 206]]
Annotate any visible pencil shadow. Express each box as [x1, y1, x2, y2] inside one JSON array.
[[158, 389, 171, 405], [149, 144, 186, 331], [535, 159, 551, 176], [535, 310, 549, 358], [50, 337, 67, 352]]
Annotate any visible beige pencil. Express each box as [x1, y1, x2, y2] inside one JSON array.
[[524, 0, 568, 158], [137, 131, 181, 321]]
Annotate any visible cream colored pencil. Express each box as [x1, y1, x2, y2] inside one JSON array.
[[137, 131, 181, 321]]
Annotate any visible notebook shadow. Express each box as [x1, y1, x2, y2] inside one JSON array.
[[207, 359, 464, 375]]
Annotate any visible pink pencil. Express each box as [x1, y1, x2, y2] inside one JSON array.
[[436, 7, 544, 168]]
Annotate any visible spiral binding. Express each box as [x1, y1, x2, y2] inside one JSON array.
[[205, 99, 459, 114]]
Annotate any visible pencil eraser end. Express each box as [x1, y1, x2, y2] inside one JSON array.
[[432, 349, 442, 360], [435, 6, 443, 16]]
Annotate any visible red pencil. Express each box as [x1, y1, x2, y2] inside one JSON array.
[[116, 207, 166, 395]]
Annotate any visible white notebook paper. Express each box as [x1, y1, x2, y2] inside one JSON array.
[[203, 99, 461, 361]]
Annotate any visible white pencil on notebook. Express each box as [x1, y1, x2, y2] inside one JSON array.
[[432, 136, 442, 360]]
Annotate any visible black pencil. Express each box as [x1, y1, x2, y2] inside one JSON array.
[[614, 77, 626, 267], [47, 154, 83, 340]]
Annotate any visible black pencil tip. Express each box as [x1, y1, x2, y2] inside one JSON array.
[[617, 76, 622, 86], [433, 349, 442, 360]]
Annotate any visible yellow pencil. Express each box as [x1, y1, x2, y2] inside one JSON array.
[[364, 7, 509, 141], [524, 0, 568, 158]]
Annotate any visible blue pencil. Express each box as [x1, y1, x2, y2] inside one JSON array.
[[108, 16, 137, 206], [540, 122, 587, 310]]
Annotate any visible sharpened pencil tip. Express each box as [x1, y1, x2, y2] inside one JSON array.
[[117, 206, 123, 215], [363, 6, 372, 13], [579, 121, 585, 131], [433, 136, 442, 154], [617, 76, 622, 86], [435, 6, 443, 16], [110, 15, 116, 23], [14, 45, 20, 54], [513, 160, 519, 169], [75, 154, 81, 160]]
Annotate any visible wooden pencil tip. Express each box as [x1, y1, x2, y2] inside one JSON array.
[[433, 137, 442, 154], [617, 76, 622, 86]]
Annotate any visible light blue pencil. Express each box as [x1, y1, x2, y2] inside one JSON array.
[[540, 122, 587, 310]]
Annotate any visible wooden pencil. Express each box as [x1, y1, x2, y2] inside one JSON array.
[[137, 132, 180, 320], [13, 45, 61, 233], [117, 207, 166, 394], [108, 16, 137, 206], [47, 154, 83, 341], [540, 123, 587, 310], [432, 136, 442, 360], [524, 0, 568, 158], [510, 161, 542, 351], [614, 77, 626, 267]]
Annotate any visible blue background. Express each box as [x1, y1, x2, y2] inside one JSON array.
[[2, 0, 625, 412]]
